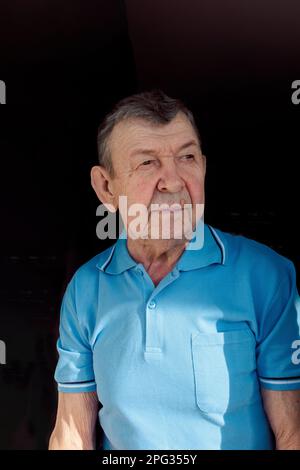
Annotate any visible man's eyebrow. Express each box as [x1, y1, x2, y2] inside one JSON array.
[[176, 140, 199, 152], [130, 140, 199, 158]]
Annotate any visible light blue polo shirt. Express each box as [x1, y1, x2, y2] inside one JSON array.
[[54, 221, 300, 450]]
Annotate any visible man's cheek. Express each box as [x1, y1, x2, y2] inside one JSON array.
[[188, 184, 205, 205]]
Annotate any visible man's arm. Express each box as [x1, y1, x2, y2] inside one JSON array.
[[261, 389, 300, 450], [49, 391, 99, 450]]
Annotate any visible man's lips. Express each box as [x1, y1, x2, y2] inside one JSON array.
[[150, 207, 183, 213], [150, 199, 188, 212]]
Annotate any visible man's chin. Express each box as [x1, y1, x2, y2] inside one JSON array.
[[132, 231, 193, 244]]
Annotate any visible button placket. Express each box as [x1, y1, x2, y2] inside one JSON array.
[[145, 296, 162, 358], [143, 267, 180, 360]]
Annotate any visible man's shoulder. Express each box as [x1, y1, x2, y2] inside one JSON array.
[[67, 243, 116, 295], [63, 243, 116, 318], [211, 225, 294, 277]]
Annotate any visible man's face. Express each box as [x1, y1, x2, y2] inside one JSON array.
[[108, 111, 206, 241]]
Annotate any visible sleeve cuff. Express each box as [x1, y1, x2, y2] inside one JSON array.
[[57, 380, 97, 393], [259, 376, 300, 390]]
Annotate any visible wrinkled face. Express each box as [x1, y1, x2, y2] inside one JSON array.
[[108, 111, 206, 241]]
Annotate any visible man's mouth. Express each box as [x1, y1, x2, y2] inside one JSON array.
[[150, 199, 187, 212], [151, 207, 182, 213]]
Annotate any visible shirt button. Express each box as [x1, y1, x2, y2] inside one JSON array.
[[148, 300, 156, 309]]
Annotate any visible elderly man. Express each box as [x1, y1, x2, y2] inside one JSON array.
[[49, 90, 300, 450]]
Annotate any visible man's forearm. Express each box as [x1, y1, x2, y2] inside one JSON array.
[[276, 433, 300, 450], [49, 391, 99, 450], [49, 426, 96, 450]]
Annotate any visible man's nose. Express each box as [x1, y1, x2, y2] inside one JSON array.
[[156, 161, 185, 193]]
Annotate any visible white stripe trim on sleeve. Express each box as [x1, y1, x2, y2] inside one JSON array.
[[58, 381, 96, 389], [259, 377, 300, 385]]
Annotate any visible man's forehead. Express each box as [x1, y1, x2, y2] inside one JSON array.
[[109, 113, 198, 154]]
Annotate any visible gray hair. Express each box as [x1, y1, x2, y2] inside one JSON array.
[[97, 89, 201, 178]]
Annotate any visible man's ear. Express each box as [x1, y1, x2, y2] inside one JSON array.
[[90, 165, 117, 212]]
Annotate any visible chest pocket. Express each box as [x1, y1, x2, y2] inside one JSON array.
[[191, 329, 259, 414]]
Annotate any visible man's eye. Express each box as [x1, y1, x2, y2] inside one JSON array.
[[141, 160, 154, 166], [181, 154, 194, 160]]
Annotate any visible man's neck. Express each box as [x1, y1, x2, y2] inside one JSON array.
[[127, 238, 188, 285]]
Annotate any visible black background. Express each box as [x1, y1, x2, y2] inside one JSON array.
[[0, 0, 299, 449]]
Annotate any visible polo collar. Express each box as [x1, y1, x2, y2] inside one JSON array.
[[177, 222, 226, 271], [96, 220, 226, 275]]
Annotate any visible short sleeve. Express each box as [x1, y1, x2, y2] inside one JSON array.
[[54, 275, 97, 393], [256, 260, 300, 390]]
